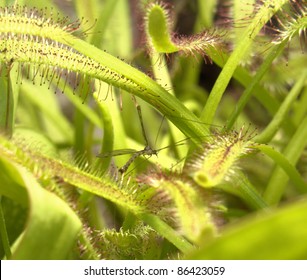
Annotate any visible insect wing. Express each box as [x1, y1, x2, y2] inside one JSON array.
[[97, 149, 137, 158]]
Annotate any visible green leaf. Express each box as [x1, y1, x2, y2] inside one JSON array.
[[0, 157, 28, 206], [0, 154, 82, 259], [188, 198, 307, 259], [0, 197, 27, 259]]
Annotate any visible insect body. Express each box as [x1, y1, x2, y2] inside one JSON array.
[[118, 145, 158, 174], [98, 104, 159, 174]]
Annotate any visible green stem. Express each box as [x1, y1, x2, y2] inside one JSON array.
[[209, 49, 296, 136], [210, 51, 281, 116], [225, 42, 287, 131], [140, 213, 194, 254], [73, 76, 92, 154], [255, 71, 307, 143], [90, 0, 119, 47], [150, 52, 187, 157], [292, 86, 307, 126], [263, 116, 307, 205], [200, 0, 287, 124], [74, 108, 86, 153], [196, 0, 217, 28], [93, 92, 114, 173], [219, 172, 268, 210], [256, 144, 307, 194], [0, 64, 14, 136]]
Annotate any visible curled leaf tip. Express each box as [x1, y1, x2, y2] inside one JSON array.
[[144, 1, 224, 62], [185, 126, 257, 188]]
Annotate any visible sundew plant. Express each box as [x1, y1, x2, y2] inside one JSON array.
[[0, 0, 306, 260]]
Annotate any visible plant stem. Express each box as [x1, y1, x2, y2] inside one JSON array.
[[150, 52, 187, 157], [292, 87, 307, 126], [219, 172, 268, 210], [200, 0, 287, 125], [140, 213, 194, 254], [93, 92, 114, 173], [264, 116, 307, 205], [255, 71, 307, 143], [225, 42, 287, 131], [196, 0, 217, 28], [0, 64, 13, 136], [256, 144, 307, 194]]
